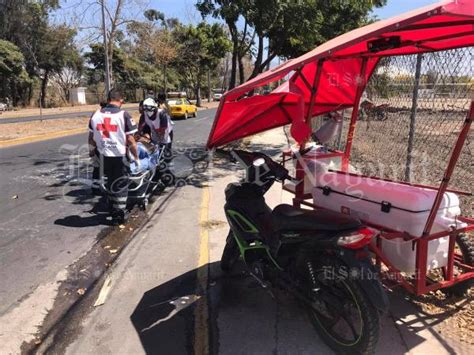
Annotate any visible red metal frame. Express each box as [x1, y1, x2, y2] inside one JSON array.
[[282, 102, 474, 295]]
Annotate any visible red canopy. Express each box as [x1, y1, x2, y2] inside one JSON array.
[[207, 0, 474, 148]]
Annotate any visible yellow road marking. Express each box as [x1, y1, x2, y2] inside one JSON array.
[[0, 128, 87, 148], [194, 186, 210, 355]]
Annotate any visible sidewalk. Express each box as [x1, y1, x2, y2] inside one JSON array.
[[58, 128, 470, 354]]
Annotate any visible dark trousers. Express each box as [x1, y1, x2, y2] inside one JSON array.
[[163, 131, 173, 162], [101, 156, 129, 216]]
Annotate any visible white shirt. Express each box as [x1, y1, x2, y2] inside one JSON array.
[[144, 108, 173, 144], [89, 106, 137, 157]]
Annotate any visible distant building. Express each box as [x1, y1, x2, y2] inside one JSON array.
[[70, 87, 87, 105]]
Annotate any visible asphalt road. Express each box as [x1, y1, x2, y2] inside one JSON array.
[[0, 108, 216, 320]]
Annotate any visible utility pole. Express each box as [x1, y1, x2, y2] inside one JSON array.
[[101, 0, 111, 95], [207, 69, 211, 103], [405, 53, 423, 182]]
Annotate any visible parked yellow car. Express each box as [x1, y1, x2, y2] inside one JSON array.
[[167, 98, 198, 119]]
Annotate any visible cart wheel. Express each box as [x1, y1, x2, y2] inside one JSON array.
[[441, 233, 473, 297]]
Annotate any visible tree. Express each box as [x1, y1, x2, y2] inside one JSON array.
[[127, 11, 180, 94], [67, 1, 146, 91], [196, 0, 245, 89], [0, 40, 31, 105], [173, 22, 231, 106], [34, 25, 81, 107], [0, 0, 60, 105], [197, 0, 387, 86], [85, 43, 145, 100]]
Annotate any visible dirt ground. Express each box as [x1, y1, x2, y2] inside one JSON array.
[[0, 117, 90, 141], [0, 102, 219, 143], [0, 103, 138, 120], [0, 112, 144, 142], [0, 100, 219, 120]]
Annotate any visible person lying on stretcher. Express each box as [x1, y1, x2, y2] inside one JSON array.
[[129, 133, 161, 174]]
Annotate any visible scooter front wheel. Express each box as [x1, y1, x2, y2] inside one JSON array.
[[221, 231, 240, 272]]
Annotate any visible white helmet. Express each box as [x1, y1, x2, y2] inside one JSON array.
[[142, 98, 158, 117]]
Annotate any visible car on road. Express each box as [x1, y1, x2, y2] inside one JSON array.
[[0, 102, 7, 112], [213, 93, 223, 101], [167, 98, 197, 119]]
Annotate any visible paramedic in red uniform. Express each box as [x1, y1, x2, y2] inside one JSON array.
[[88, 89, 138, 224]]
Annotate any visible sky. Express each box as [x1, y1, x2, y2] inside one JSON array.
[[56, 0, 442, 37], [147, 0, 442, 24], [55, 0, 442, 56]]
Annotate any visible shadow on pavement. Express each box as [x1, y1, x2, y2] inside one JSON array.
[[130, 256, 469, 355], [54, 213, 111, 227], [54, 190, 111, 227], [130, 266, 200, 354]]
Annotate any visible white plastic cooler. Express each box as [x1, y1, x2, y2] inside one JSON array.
[[311, 172, 466, 273]]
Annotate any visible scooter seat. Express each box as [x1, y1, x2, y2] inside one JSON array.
[[272, 204, 361, 232]]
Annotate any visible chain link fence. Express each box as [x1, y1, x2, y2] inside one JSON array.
[[314, 47, 473, 216]]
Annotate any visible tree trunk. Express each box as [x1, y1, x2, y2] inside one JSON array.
[[222, 54, 229, 91], [248, 35, 264, 80], [227, 20, 239, 90], [229, 45, 238, 90], [196, 75, 202, 107], [163, 64, 168, 95], [248, 52, 277, 81], [238, 54, 245, 85], [40, 70, 49, 108]]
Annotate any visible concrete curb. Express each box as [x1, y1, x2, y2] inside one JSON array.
[[29, 188, 178, 353]]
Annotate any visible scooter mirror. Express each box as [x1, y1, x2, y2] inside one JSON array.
[[252, 157, 266, 167]]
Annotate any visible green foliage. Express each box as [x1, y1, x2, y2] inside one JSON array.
[[0, 39, 31, 101], [173, 22, 231, 103], [37, 25, 81, 74], [0, 40, 25, 77], [197, 0, 387, 82], [0, 0, 80, 106]]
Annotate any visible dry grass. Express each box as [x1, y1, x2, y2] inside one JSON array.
[[0, 103, 138, 120], [0, 117, 90, 141], [0, 111, 144, 142], [411, 290, 474, 345]]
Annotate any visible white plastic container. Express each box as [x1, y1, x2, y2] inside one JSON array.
[[283, 145, 345, 194], [378, 236, 449, 273], [311, 172, 466, 273]]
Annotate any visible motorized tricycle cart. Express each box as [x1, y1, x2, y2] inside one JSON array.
[[207, 0, 473, 297]]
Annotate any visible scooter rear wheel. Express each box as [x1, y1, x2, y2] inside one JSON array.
[[301, 258, 380, 354]]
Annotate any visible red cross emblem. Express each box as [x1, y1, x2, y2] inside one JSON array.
[[96, 117, 118, 138]]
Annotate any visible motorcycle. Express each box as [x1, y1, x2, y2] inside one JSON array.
[[220, 149, 389, 354]]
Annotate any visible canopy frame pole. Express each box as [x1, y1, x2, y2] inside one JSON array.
[[415, 101, 473, 294], [422, 101, 473, 236], [305, 59, 325, 124], [342, 58, 369, 171], [293, 60, 324, 207]]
